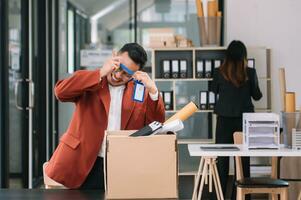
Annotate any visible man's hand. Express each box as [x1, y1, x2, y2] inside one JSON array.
[[99, 51, 120, 78], [133, 71, 158, 95]]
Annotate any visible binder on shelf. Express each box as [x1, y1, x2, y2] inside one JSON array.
[[171, 60, 179, 78], [196, 60, 204, 78], [247, 58, 255, 68], [208, 91, 216, 110], [179, 60, 187, 78], [205, 60, 212, 78], [164, 91, 173, 110], [199, 91, 207, 110], [162, 60, 171, 78], [214, 59, 221, 68]]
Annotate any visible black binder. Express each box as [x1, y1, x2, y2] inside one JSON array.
[[205, 60, 212, 78], [164, 91, 173, 110], [196, 60, 204, 78], [179, 60, 187, 78], [208, 91, 216, 110], [214, 59, 221, 68], [171, 60, 179, 78], [199, 91, 207, 110], [162, 60, 171, 78]]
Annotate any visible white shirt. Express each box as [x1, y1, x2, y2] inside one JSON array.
[[99, 84, 159, 157]]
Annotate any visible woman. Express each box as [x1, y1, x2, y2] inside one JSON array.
[[211, 40, 262, 199]]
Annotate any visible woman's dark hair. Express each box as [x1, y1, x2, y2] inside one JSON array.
[[119, 43, 147, 69], [220, 40, 248, 87]]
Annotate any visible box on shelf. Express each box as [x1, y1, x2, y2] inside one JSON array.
[[243, 113, 280, 149], [104, 130, 178, 199], [148, 28, 176, 48]]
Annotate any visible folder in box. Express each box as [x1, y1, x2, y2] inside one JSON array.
[[196, 60, 204, 78], [180, 60, 187, 78], [205, 60, 212, 78], [171, 60, 179, 78], [199, 91, 207, 110], [162, 60, 171, 78], [208, 91, 216, 110]]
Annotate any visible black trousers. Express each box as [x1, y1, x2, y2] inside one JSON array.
[[79, 157, 105, 190], [215, 116, 250, 200]]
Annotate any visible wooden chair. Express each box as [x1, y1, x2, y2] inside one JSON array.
[[43, 162, 66, 189], [233, 132, 289, 200]]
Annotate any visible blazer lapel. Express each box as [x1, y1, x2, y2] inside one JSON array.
[[98, 78, 110, 117], [121, 81, 135, 129]]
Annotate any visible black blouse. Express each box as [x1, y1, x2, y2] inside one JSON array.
[[211, 67, 262, 117]]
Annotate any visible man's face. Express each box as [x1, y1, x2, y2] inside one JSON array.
[[107, 52, 140, 86]]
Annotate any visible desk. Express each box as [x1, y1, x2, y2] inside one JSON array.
[[0, 189, 105, 200], [188, 144, 301, 200]]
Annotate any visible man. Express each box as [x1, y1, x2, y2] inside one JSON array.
[[45, 43, 165, 189]]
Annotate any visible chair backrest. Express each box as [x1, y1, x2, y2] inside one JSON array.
[[233, 132, 244, 180], [233, 132, 278, 180], [43, 162, 66, 189]]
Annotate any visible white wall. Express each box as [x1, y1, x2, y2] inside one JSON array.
[[225, 0, 301, 112]]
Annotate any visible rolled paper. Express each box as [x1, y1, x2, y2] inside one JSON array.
[[207, 1, 218, 45], [279, 68, 286, 111], [285, 92, 296, 112], [216, 11, 222, 46], [164, 101, 198, 124], [195, 0, 204, 17], [207, 0, 218, 17], [297, 106, 301, 129]]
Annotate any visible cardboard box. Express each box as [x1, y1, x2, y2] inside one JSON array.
[[104, 130, 178, 199]]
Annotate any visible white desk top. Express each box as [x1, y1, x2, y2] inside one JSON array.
[[188, 144, 301, 157]]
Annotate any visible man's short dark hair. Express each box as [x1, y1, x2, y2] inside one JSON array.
[[119, 43, 147, 69]]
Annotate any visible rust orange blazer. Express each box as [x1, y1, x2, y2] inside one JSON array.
[[45, 69, 165, 188]]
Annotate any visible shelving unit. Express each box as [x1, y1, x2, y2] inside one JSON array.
[[151, 46, 271, 197]]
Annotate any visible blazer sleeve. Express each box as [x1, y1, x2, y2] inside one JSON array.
[[210, 68, 219, 94], [54, 69, 102, 102], [145, 92, 165, 124], [250, 68, 262, 101]]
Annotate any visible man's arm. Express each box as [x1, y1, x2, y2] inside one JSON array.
[[132, 71, 165, 124], [55, 52, 121, 102], [54, 69, 102, 102], [145, 92, 165, 124]]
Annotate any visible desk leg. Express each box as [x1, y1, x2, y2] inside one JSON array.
[[209, 159, 213, 192], [213, 159, 224, 200], [212, 161, 221, 200], [192, 157, 204, 200], [197, 158, 210, 200]]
